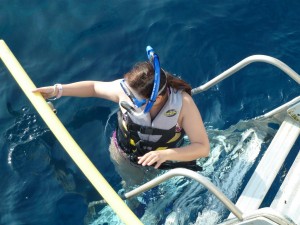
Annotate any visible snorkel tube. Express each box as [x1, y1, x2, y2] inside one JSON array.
[[144, 46, 161, 113], [121, 46, 161, 116]]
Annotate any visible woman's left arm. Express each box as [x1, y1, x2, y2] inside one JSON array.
[[138, 92, 210, 168]]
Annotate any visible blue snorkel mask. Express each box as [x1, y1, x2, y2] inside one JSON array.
[[120, 46, 162, 115], [120, 79, 147, 108]]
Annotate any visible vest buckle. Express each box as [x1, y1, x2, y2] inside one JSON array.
[[139, 126, 153, 135]]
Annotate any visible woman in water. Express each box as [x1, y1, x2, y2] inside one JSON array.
[[33, 47, 210, 187]]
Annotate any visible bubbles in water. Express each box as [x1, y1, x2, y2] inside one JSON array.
[[4, 108, 51, 175]]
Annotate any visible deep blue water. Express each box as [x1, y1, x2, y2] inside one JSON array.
[[1, 1, 300, 225]]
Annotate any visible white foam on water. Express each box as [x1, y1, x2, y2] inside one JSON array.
[[89, 205, 124, 225]]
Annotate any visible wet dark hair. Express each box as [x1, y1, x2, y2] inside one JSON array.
[[124, 61, 192, 98]]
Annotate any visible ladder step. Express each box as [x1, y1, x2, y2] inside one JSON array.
[[271, 150, 300, 224], [229, 117, 300, 218]]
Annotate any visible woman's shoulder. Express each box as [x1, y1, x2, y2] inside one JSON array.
[[181, 91, 199, 113], [181, 91, 193, 101]]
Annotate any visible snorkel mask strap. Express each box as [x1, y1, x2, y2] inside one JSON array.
[[144, 46, 161, 113]]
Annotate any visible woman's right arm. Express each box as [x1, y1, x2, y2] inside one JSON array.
[[33, 79, 123, 103]]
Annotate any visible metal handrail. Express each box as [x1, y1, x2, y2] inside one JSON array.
[[124, 168, 243, 221], [192, 55, 300, 95], [257, 96, 300, 120], [220, 208, 296, 225]]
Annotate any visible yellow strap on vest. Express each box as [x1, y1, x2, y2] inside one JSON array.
[[0, 40, 143, 225]]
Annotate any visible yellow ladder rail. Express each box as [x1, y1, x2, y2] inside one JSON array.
[[0, 40, 143, 225]]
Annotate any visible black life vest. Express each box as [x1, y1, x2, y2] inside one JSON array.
[[116, 111, 202, 171]]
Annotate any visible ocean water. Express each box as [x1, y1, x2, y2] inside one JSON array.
[[0, 1, 300, 225]]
